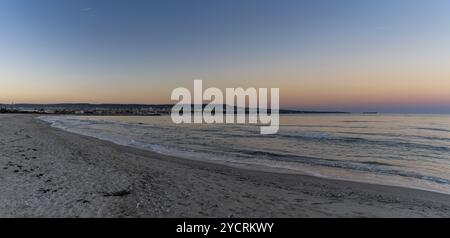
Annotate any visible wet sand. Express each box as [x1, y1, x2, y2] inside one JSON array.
[[0, 114, 449, 217]]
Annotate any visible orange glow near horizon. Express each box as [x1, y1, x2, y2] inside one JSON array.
[[1, 26, 450, 110], [2, 68, 450, 109]]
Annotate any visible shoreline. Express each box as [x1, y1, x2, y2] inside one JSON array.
[[0, 114, 449, 217], [39, 114, 450, 196]]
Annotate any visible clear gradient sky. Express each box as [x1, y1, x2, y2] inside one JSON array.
[[1, 0, 449, 113]]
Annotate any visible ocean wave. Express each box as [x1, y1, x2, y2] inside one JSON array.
[[262, 132, 450, 153], [231, 149, 450, 185], [281, 125, 369, 129], [417, 127, 450, 133]]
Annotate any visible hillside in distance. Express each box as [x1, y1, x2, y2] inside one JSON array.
[[0, 103, 350, 115]]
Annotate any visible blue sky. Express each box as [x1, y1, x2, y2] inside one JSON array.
[[1, 0, 450, 112]]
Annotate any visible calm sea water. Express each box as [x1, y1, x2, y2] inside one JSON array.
[[39, 114, 450, 194]]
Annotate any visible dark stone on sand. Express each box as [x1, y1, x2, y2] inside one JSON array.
[[102, 189, 132, 197]]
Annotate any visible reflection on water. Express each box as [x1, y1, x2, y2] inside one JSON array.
[[40, 114, 450, 194]]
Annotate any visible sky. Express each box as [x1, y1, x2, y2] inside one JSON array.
[[0, 0, 449, 113]]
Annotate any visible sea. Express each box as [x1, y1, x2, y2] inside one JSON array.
[[39, 114, 450, 194]]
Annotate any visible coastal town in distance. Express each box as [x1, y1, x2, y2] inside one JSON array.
[[0, 103, 353, 116]]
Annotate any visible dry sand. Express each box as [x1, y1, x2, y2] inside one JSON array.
[[0, 114, 449, 217]]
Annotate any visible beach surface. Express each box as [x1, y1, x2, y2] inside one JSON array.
[[0, 114, 449, 217]]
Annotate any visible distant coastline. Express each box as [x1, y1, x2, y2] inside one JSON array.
[[0, 103, 350, 116]]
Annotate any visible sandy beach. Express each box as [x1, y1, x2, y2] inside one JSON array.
[[0, 114, 449, 217]]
